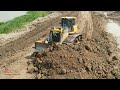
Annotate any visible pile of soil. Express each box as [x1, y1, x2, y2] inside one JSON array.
[[27, 12, 120, 79], [107, 11, 120, 16], [106, 11, 120, 22]]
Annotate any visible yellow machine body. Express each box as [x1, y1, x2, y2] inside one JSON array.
[[34, 17, 82, 54]]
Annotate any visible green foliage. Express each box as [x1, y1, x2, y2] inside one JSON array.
[[0, 11, 48, 34]]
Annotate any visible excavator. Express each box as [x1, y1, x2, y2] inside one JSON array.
[[33, 17, 82, 56]]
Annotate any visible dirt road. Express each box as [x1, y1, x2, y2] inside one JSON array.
[[0, 44, 35, 79]]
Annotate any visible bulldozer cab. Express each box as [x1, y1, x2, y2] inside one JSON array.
[[61, 17, 76, 32], [49, 30, 61, 42], [48, 27, 62, 43]]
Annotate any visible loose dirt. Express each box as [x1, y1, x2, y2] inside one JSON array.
[[0, 11, 79, 79], [29, 12, 120, 79], [1, 11, 120, 79]]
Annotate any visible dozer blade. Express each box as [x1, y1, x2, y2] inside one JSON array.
[[35, 41, 49, 52], [32, 42, 49, 57]]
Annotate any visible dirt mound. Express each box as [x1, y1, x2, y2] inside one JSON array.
[[107, 11, 120, 16], [27, 12, 120, 79], [30, 38, 120, 79]]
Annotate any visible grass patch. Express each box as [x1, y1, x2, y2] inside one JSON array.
[[0, 22, 5, 25], [0, 11, 48, 34]]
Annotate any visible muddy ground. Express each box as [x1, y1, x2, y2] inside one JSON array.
[[28, 12, 120, 79]]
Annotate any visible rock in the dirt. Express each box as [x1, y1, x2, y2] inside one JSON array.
[[41, 75, 46, 79], [27, 61, 33, 65], [95, 38, 100, 43], [112, 56, 118, 60], [96, 46, 100, 51], [41, 70, 48, 75], [52, 64, 56, 68], [34, 67, 38, 71], [93, 48, 98, 53], [84, 65, 91, 71], [84, 45, 91, 51], [60, 68, 67, 75], [77, 58, 83, 63], [106, 59, 112, 64], [113, 66, 119, 70], [36, 74, 42, 79], [74, 76, 79, 79], [111, 70, 120, 79], [27, 65, 35, 74], [42, 51, 47, 56], [73, 45, 81, 51], [107, 74, 115, 79], [47, 76, 52, 79], [107, 49, 112, 56], [112, 72, 120, 79]]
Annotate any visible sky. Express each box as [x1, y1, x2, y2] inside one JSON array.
[[0, 11, 27, 22]]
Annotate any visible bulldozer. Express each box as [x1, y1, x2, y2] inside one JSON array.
[[33, 17, 82, 56], [27, 17, 82, 73]]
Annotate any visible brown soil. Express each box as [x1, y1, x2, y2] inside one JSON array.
[[0, 11, 79, 79], [30, 12, 120, 79], [0, 11, 120, 79], [0, 12, 77, 63]]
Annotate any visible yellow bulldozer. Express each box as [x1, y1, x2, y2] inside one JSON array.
[[33, 17, 82, 55]]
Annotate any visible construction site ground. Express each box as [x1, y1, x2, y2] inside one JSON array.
[[0, 11, 120, 79]]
